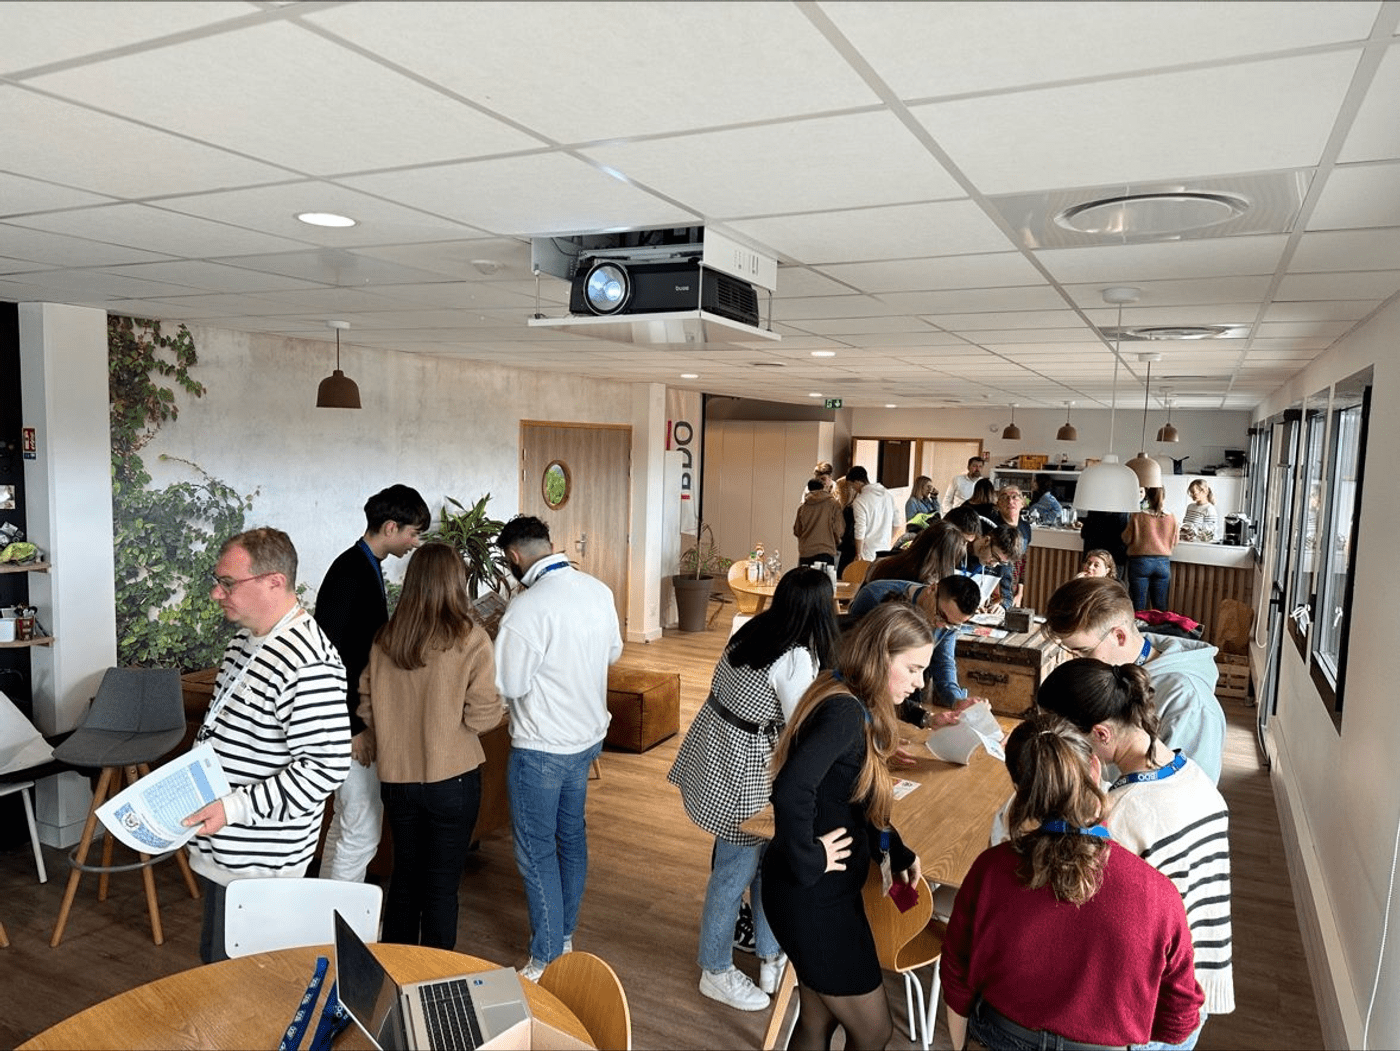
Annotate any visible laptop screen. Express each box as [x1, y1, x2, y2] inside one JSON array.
[[334, 911, 409, 1051]]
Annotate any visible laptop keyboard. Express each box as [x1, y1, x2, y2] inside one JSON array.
[[419, 979, 485, 1050]]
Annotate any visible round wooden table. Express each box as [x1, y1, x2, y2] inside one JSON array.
[[18, 942, 594, 1049]]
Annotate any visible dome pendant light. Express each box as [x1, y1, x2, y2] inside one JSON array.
[[1126, 352, 1163, 488], [1056, 401, 1078, 442], [1074, 287, 1143, 513], [1156, 396, 1180, 443], [1001, 404, 1022, 441], [316, 320, 361, 409]]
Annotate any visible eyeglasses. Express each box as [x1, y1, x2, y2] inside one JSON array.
[[1056, 626, 1115, 659], [210, 571, 276, 593]]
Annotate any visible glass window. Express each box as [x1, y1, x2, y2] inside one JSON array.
[[1287, 390, 1328, 653]]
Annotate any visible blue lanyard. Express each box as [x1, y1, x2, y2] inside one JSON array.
[[528, 559, 570, 586], [1039, 819, 1110, 839], [278, 957, 351, 1051], [357, 538, 386, 601], [1136, 636, 1152, 665], [1110, 750, 1187, 790]]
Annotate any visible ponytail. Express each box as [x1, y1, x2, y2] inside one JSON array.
[[1037, 658, 1164, 767]]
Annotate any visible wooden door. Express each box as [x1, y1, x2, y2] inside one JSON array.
[[520, 422, 631, 628]]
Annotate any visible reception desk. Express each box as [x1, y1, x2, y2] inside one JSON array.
[[1022, 527, 1253, 641]]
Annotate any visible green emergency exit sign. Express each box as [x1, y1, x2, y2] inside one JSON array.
[[824, 398, 843, 409]]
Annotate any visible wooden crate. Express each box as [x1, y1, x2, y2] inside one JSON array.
[[955, 629, 1065, 717], [1216, 653, 1250, 701], [1017, 454, 1048, 470]]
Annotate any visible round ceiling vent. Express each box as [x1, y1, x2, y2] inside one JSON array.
[[1100, 324, 1248, 341], [1056, 192, 1250, 237]]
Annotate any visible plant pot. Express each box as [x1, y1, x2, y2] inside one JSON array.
[[672, 574, 715, 632]]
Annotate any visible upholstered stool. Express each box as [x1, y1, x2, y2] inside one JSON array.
[[604, 668, 680, 753]]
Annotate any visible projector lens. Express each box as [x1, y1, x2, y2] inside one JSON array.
[[584, 262, 629, 314]]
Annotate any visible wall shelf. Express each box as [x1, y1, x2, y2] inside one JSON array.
[[0, 561, 50, 574], [0, 636, 53, 649]]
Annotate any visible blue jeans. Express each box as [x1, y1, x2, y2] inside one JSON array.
[[1131, 1011, 1206, 1051], [698, 838, 780, 970], [968, 1004, 1205, 1050], [381, 769, 481, 950], [1128, 555, 1172, 611], [508, 742, 602, 963]]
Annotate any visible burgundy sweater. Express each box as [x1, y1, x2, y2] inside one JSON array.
[[940, 842, 1204, 1046]]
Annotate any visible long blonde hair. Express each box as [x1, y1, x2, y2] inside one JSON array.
[[771, 602, 933, 829]]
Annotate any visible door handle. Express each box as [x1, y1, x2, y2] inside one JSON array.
[[575, 533, 587, 556]]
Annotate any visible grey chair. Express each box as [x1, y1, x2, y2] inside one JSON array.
[[50, 667, 200, 947]]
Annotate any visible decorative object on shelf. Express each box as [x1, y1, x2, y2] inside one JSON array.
[[1126, 352, 1164, 488], [1001, 404, 1022, 441], [1156, 393, 1180, 443], [1056, 401, 1078, 442], [1075, 287, 1144, 512], [315, 320, 361, 409]]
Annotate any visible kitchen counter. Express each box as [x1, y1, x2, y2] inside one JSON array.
[[1022, 527, 1255, 641]]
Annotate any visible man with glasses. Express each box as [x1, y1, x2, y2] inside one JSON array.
[[847, 575, 983, 721], [992, 487, 1033, 610], [314, 484, 429, 884], [1044, 577, 1225, 783], [183, 528, 351, 962]]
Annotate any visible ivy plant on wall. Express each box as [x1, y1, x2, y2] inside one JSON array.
[[109, 316, 256, 670]]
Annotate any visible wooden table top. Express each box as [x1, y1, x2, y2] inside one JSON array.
[[741, 714, 1019, 890], [18, 942, 594, 1050], [729, 577, 856, 614]]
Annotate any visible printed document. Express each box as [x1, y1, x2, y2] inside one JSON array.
[[96, 744, 230, 853], [925, 701, 1006, 765]]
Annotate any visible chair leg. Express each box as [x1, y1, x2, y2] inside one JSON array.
[[51, 766, 115, 947], [902, 972, 917, 1042], [97, 765, 125, 902], [19, 784, 47, 884], [761, 958, 798, 1051], [925, 962, 943, 1047], [589, 757, 602, 780], [0, 918, 8, 947]]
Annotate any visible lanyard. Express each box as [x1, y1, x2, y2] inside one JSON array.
[[357, 538, 386, 601], [1135, 636, 1153, 665], [1110, 750, 1187, 790], [277, 958, 350, 1051], [1039, 819, 1110, 839], [197, 606, 304, 743]]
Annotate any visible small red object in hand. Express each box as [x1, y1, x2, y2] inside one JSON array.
[[889, 879, 919, 913]]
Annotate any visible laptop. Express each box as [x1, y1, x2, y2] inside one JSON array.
[[333, 910, 532, 1050]]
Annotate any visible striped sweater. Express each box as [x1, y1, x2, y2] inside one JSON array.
[[188, 610, 351, 885], [1106, 753, 1235, 1015]]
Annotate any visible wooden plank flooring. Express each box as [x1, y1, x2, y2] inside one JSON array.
[[0, 600, 1323, 1049]]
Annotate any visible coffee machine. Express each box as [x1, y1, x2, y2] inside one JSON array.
[[1224, 513, 1250, 546]]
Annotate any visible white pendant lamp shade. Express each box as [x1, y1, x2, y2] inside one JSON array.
[[316, 320, 361, 409], [1077, 286, 1144, 513], [1056, 401, 1078, 442], [1001, 404, 1021, 441], [1128, 352, 1162, 488]]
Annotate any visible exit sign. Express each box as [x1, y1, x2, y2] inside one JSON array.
[[824, 398, 843, 409]]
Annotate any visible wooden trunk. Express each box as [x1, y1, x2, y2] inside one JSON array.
[[954, 629, 1065, 717]]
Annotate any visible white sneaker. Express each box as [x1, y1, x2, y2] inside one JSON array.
[[759, 954, 787, 995], [699, 967, 770, 1012], [519, 957, 546, 983]]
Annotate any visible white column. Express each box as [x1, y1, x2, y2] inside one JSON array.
[[19, 303, 116, 846], [627, 383, 666, 643]]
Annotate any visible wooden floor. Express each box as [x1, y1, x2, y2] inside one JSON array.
[[0, 600, 1323, 1049]]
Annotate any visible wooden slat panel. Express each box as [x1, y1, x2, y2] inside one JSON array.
[[1023, 545, 1081, 613]]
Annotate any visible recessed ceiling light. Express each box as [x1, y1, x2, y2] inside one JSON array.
[[296, 211, 357, 228], [1055, 192, 1248, 237], [885, 404, 897, 409], [752, 361, 785, 368], [808, 392, 823, 398], [680, 373, 699, 379], [811, 350, 836, 357]]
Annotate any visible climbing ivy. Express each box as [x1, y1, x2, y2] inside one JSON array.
[[109, 317, 256, 670]]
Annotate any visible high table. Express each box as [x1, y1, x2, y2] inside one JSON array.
[[741, 714, 1018, 889], [18, 943, 594, 1050]]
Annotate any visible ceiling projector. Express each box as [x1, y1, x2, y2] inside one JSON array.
[[569, 256, 760, 327]]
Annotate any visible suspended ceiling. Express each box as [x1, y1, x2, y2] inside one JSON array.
[[3, 1, 1399, 412]]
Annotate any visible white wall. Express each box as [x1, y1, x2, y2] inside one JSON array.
[[1251, 296, 1400, 1049], [145, 325, 636, 601]]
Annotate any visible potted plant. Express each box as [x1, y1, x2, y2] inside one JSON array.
[[673, 523, 732, 632], [436, 494, 512, 601]]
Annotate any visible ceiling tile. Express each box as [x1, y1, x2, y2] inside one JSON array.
[[730, 199, 1012, 264], [913, 51, 1360, 194], [1275, 270, 1400, 299], [823, 1, 1380, 99], [99, 260, 325, 294], [306, 1, 878, 142], [1067, 276, 1274, 309], [1290, 229, 1400, 272], [0, 222, 174, 267], [1040, 237, 1287, 284], [818, 252, 1044, 293], [1338, 40, 1400, 162], [1308, 162, 1400, 229], [885, 286, 1067, 313], [28, 22, 542, 174], [11, 203, 312, 258], [0, 172, 116, 216]]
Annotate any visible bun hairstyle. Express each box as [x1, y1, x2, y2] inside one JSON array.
[[772, 601, 934, 830], [1035, 659, 1164, 768], [1005, 712, 1109, 905]]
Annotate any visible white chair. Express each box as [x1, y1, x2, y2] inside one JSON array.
[[0, 781, 46, 884], [224, 877, 382, 957]]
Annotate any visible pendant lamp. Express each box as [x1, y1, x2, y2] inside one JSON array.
[[1074, 287, 1143, 513], [1001, 404, 1021, 441], [1056, 401, 1078, 442], [316, 320, 361, 409], [1126, 352, 1163, 488], [1156, 395, 1180, 443]]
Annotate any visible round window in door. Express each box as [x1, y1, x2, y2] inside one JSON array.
[[542, 460, 571, 510]]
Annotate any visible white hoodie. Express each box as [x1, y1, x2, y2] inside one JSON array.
[[852, 481, 897, 561]]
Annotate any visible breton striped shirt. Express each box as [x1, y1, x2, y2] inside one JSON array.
[[1106, 753, 1235, 1015], [187, 609, 351, 884]]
